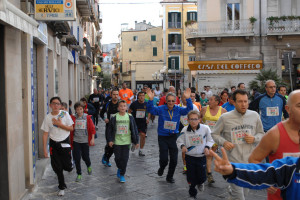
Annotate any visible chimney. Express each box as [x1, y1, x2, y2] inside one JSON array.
[[143, 20, 146, 23]]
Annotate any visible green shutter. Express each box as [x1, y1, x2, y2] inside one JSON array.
[[178, 12, 181, 27], [168, 12, 172, 23], [151, 35, 156, 41], [153, 47, 157, 56], [187, 12, 190, 21], [175, 57, 179, 70], [178, 34, 181, 45], [168, 57, 171, 69]]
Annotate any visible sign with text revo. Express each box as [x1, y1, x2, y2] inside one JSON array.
[[35, 0, 76, 21]]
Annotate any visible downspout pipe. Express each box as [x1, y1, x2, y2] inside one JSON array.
[[259, 0, 264, 67]]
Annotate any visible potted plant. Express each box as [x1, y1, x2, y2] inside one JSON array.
[[185, 20, 196, 27], [249, 16, 257, 25]]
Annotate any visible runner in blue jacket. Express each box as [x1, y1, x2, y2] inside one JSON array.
[[210, 147, 300, 200], [146, 88, 193, 183]]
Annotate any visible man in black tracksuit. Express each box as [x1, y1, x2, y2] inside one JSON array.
[[100, 88, 119, 166]]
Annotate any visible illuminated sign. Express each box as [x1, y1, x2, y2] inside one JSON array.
[[188, 60, 263, 71], [35, 0, 76, 21]]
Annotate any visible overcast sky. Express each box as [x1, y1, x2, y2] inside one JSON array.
[[99, 0, 162, 44]]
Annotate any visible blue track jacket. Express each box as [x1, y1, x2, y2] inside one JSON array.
[[249, 93, 288, 132], [225, 157, 300, 200], [147, 98, 193, 136]]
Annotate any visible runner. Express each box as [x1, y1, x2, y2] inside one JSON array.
[[200, 94, 226, 184], [190, 90, 201, 111], [211, 90, 264, 200], [119, 82, 134, 106], [248, 90, 300, 200], [222, 93, 235, 112], [129, 91, 150, 156], [88, 88, 101, 129], [100, 88, 119, 167], [146, 88, 192, 183]]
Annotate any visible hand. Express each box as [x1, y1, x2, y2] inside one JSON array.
[[267, 187, 278, 194], [44, 150, 49, 158], [146, 119, 150, 124], [210, 147, 233, 175], [182, 146, 188, 153], [244, 135, 255, 144], [108, 142, 114, 147], [204, 148, 210, 156], [223, 141, 235, 151], [105, 119, 109, 123], [135, 144, 139, 149], [183, 88, 191, 99], [90, 138, 95, 146], [85, 108, 88, 112], [146, 88, 154, 100], [52, 118, 62, 127]]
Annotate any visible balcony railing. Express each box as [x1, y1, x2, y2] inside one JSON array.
[[168, 44, 182, 51], [267, 19, 300, 35], [168, 22, 182, 29], [186, 20, 254, 39]]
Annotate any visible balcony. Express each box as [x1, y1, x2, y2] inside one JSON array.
[[79, 38, 92, 64], [267, 19, 300, 35], [76, 0, 92, 17], [186, 20, 254, 39], [168, 22, 181, 29], [168, 44, 182, 51]]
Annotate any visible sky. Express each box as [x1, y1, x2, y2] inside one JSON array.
[[99, 0, 163, 44]]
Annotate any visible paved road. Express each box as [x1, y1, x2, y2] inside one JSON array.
[[26, 118, 267, 200]]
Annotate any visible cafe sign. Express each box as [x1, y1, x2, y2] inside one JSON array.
[[188, 60, 263, 71], [35, 0, 76, 21]]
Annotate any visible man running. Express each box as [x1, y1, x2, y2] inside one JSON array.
[[129, 91, 150, 156], [119, 82, 134, 106], [100, 88, 119, 167], [248, 90, 300, 200], [158, 86, 180, 106], [146, 88, 192, 183], [212, 90, 264, 200], [200, 94, 226, 183]]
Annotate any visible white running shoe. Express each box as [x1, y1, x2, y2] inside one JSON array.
[[139, 149, 145, 156], [197, 184, 204, 192], [57, 190, 65, 196]]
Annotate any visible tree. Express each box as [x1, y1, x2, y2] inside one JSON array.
[[249, 69, 286, 93], [102, 73, 111, 89]]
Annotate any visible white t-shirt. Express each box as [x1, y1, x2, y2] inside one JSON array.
[[41, 110, 74, 142], [154, 89, 161, 98]]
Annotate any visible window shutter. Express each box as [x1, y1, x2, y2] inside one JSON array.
[[153, 47, 157, 56], [178, 34, 181, 45], [187, 13, 190, 21], [168, 57, 171, 69], [168, 12, 172, 23]]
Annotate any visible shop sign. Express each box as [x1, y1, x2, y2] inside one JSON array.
[[188, 60, 263, 71], [35, 0, 76, 21]]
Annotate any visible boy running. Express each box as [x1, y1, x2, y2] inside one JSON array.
[[41, 97, 74, 196], [107, 100, 139, 182]]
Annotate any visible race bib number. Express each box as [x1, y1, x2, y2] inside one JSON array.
[[93, 97, 99, 102], [180, 116, 189, 126], [231, 129, 251, 144], [61, 143, 71, 148], [164, 121, 177, 130], [205, 120, 216, 130], [266, 107, 279, 116], [136, 111, 145, 118], [123, 93, 128, 98], [75, 120, 86, 130], [188, 135, 203, 146], [117, 124, 129, 134], [283, 152, 300, 158]]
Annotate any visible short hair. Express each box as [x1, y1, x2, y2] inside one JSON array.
[[69, 100, 72, 106], [61, 102, 68, 109], [200, 92, 205, 95], [164, 88, 168, 93], [278, 85, 286, 90], [223, 88, 229, 93], [112, 88, 119, 93], [220, 91, 228, 96], [231, 86, 236, 90], [190, 87, 196, 93], [265, 80, 275, 88], [228, 93, 233, 99], [74, 101, 85, 110], [143, 85, 148, 88], [138, 92, 145, 97], [187, 110, 200, 119], [50, 96, 62, 104], [80, 97, 87, 102], [118, 100, 127, 106], [237, 83, 245, 88], [232, 90, 249, 101], [166, 92, 176, 100], [212, 94, 221, 104]]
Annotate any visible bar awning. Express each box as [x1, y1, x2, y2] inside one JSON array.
[[0, 0, 38, 37]]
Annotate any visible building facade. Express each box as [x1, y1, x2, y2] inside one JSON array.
[[186, 0, 300, 93]]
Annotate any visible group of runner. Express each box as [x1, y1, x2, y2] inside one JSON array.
[[41, 80, 300, 199]]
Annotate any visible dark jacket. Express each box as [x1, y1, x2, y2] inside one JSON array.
[[107, 113, 139, 145]]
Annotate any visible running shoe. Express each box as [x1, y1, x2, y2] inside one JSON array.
[[120, 175, 126, 183], [75, 175, 82, 182], [101, 154, 107, 165], [57, 190, 65, 196], [139, 149, 145, 156], [87, 166, 92, 175], [117, 169, 121, 178], [207, 173, 215, 183], [106, 162, 112, 167], [183, 165, 187, 174], [157, 168, 164, 176], [197, 184, 204, 192]]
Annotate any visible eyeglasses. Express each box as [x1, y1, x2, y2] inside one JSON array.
[[167, 100, 176, 103], [51, 102, 61, 106], [189, 118, 199, 121]]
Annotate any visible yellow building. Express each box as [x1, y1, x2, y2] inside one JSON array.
[[120, 22, 164, 90], [161, 0, 197, 89]]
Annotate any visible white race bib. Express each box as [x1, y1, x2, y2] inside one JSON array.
[[180, 115, 189, 126], [283, 152, 300, 158], [75, 120, 86, 130], [188, 135, 203, 146], [205, 120, 217, 130], [61, 143, 71, 148], [93, 97, 99, 102], [266, 107, 279, 116], [231, 129, 251, 144], [136, 111, 145, 118], [164, 121, 177, 130], [123, 93, 128, 98], [117, 124, 129, 134]]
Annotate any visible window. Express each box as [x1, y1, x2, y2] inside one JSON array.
[[168, 12, 181, 28], [168, 34, 181, 51], [153, 47, 157, 56], [189, 56, 196, 61], [151, 35, 156, 41], [187, 12, 197, 21], [129, 48, 132, 52], [133, 36, 138, 41], [168, 56, 179, 70], [227, 3, 240, 30]]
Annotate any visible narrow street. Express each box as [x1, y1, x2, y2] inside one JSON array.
[[27, 119, 267, 200]]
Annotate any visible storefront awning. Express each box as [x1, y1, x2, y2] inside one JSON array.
[[0, 0, 38, 37]]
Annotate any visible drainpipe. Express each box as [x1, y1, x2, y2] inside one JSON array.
[[259, 0, 264, 67], [182, 1, 184, 90]]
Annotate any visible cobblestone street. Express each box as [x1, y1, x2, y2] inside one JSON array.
[[26, 119, 267, 200]]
